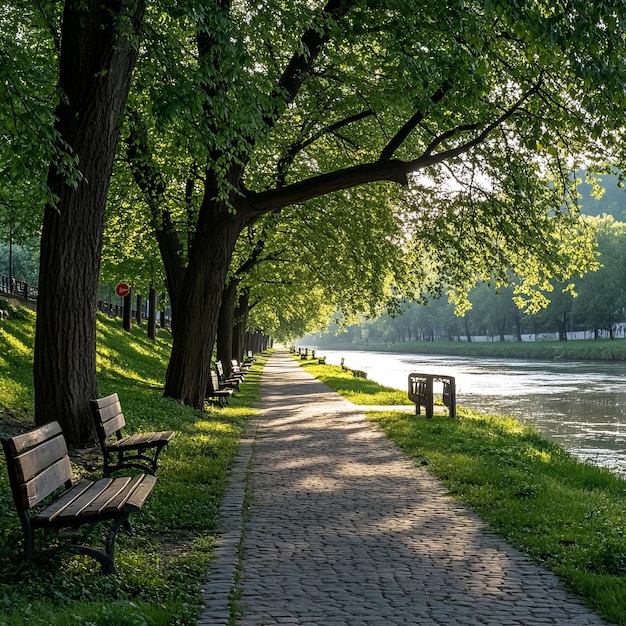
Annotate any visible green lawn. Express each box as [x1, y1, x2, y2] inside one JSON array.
[[0, 306, 263, 625]]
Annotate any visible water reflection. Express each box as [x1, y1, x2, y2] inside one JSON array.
[[315, 349, 626, 474]]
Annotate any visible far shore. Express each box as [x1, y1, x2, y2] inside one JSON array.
[[298, 338, 626, 362]]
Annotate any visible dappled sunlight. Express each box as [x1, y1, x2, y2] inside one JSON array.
[[527, 447, 554, 464], [0, 329, 30, 357], [193, 419, 242, 436]]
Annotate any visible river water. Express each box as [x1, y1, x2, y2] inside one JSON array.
[[313, 349, 626, 474]]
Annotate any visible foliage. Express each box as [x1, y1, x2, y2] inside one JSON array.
[[303, 214, 626, 343], [0, 241, 40, 284], [0, 308, 263, 624], [240, 191, 407, 340], [0, 2, 60, 238], [8, 0, 626, 413]]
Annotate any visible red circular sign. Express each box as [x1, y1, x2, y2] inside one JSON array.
[[115, 282, 130, 298]]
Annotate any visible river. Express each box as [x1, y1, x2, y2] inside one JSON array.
[[312, 349, 626, 475]]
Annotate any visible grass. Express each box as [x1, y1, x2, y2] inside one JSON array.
[[296, 355, 626, 625], [2, 310, 626, 623], [298, 360, 408, 405], [0, 305, 264, 625]]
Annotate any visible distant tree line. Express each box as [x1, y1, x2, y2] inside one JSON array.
[[309, 215, 626, 344]]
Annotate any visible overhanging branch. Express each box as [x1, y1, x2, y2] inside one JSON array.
[[248, 79, 544, 214], [380, 80, 454, 160]]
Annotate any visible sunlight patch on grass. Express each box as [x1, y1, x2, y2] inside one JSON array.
[[298, 360, 408, 405], [0, 329, 30, 356]]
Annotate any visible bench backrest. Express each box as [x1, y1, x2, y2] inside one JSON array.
[[215, 361, 225, 378], [90, 393, 126, 443], [1, 421, 72, 511], [208, 371, 221, 392]]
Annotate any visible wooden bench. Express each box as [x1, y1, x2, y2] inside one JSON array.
[[89, 393, 175, 477], [407, 373, 456, 418], [206, 371, 234, 407], [1, 421, 157, 574], [215, 360, 242, 391], [230, 358, 250, 375]]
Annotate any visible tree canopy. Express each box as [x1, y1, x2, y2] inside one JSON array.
[[4, 0, 626, 441]]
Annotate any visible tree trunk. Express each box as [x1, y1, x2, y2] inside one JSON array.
[[163, 208, 244, 408], [233, 289, 250, 361], [216, 279, 239, 378], [135, 294, 142, 325], [123, 290, 132, 331], [148, 286, 157, 340], [556, 313, 568, 341], [33, 0, 145, 445], [464, 316, 472, 342]]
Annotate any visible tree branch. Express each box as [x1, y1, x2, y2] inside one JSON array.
[[277, 109, 374, 186], [247, 79, 544, 214], [379, 80, 454, 160], [263, 0, 357, 129]]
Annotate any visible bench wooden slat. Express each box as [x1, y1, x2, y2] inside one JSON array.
[[81, 476, 136, 516], [4, 421, 62, 456], [88, 474, 153, 515], [113, 432, 156, 447], [21, 456, 73, 509], [54, 478, 117, 518], [94, 394, 125, 437], [124, 474, 157, 509], [13, 433, 68, 484], [101, 413, 125, 439], [108, 430, 175, 450], [32, 478, 95, 523]]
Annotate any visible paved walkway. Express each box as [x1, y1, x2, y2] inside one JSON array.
[[200, 350, 611, 625]]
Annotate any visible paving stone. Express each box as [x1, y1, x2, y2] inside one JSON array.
[[199, 350, 612, 625]]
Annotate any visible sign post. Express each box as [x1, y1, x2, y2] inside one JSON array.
[[115, 282, 132, 331]]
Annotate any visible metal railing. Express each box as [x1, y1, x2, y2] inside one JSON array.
[[0, 275, 38, 301]]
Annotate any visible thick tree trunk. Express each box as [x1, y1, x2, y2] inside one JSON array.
[[164, 210, 244, 408], [34, 0, 145, 445]]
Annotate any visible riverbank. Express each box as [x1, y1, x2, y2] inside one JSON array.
[[304, 338, 626, 361], [297, 356, 626, 625]]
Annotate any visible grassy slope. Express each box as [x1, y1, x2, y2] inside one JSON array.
[[0, 307, 262, 626], [299, 357, 626, 625]]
